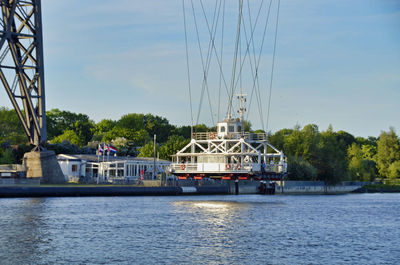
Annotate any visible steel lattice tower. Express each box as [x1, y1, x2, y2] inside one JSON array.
[[0, 0, 46, 147]]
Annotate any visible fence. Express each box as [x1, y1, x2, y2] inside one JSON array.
[[0, 164, 27, 172]]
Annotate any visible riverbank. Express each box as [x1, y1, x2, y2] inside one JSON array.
[[0, 180, 370, 198], [353, 184, 400, 193], [0, 185, 230, 198]]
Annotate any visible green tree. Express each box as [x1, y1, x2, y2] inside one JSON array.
[[98, 114, 154, 147], [316, 126, 348, 184], [111, 137, 137, 156], [102, 127, 150, 146], [174, 125, 192, 139], [116, 113, 145, 131], [46, 109, 92, 139], [93, 119, 116, 134], [50, 130, 82, 147], [388, 161, 400, 179], [174, 124, 211, 139], [159, 135, 190, 161], [72, 120, 94, 146], [11, 143, 31, 163], [242, 120, 252, 132], [92, 119, 116, 140], [193, 124, 209, 133], [143, 114, 175, 143], [287, 155, 317, 181], [300, 124, 321, 163], [45, 141, 80, 155], [336, 130, 356, 149], [347, 143, 376, 181], [283, 124, 320, 163], [0, 107, 26, 145], [138, 142, 160, 158], [268, 128, 293, 151], [355, 136, 377, 147], [361, 144, 377, 161], [375, 127, 400, 178], [283, 125, 302, 157], [0, 148, 16, 164]]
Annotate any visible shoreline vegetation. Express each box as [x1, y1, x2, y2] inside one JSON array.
[[355, 183, 400, 193], [1, 107, 400, 185]]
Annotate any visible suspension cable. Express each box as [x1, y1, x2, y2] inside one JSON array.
[[190, 0, 207, 126], [199, 0, 223, 126], [199, 0, 228, 124], [191, 0, 221, 126], [266, 0, 280, 136], [253, 0, 272, 132], [184, 0, 279, 132], [228, 0, 267, 125], [217, 0, 225, 122], [246, 0, 272, 129], [227, 0, 244, 119], [182, 0, 194, 136], [202, 2, 230, 100], [242, 0, 270, 131]]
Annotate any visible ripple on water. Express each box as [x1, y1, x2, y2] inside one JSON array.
[[0, 194, 399, 264]]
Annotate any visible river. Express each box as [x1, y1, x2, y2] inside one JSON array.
[[0, 193, 399, 264]]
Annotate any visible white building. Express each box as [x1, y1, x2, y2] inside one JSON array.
[[57, 154, 87, 182], [57, 154, 174, 184]]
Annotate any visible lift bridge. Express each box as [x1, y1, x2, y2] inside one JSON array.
[[0, 0, 46, 147]]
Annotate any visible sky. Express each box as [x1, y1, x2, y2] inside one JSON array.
[[0, 0, 399, 138]]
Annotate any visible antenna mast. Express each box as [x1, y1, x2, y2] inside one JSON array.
[[236, 93, 247, 122]]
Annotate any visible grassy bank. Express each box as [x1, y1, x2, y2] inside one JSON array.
[[359, 183, 400, 193]]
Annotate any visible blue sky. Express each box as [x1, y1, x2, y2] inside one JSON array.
[[1, 0, 399, 137]]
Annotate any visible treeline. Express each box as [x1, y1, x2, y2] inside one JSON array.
[[0, 107, 200, 162], [1, 107, 399, 183], [268, 124, 400, 183]]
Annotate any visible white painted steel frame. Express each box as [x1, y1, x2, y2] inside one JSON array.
[[170, 133, 286, 177]]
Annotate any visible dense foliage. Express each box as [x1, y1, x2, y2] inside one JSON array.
[[1, 107, 400, 183]]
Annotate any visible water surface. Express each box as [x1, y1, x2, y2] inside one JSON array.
[[0, 194, 399, 264]]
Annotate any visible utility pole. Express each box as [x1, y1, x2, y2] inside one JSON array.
[[153, 134, 156, 180]]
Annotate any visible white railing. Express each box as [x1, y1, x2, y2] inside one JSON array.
[[170, 163, 197, 172], [170, 162, 261, 172], [193, 132, 266, 141], [169, 161, 286, 174]]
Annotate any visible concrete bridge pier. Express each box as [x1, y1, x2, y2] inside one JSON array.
[[23, 150, 65, 184]]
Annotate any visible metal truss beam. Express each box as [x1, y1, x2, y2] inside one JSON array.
[[0, 0, 46, 146]]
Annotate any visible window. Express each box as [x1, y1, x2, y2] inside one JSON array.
[[238, 126, 242, 132], [71, 164, 78, 172], [229, 126, 235, 132], [220, 126, 226, 132]]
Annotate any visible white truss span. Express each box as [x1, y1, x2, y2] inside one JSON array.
[[168, 119, 287, 180]]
